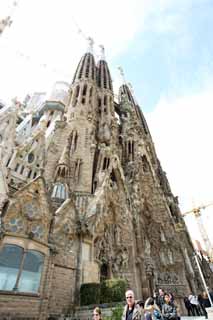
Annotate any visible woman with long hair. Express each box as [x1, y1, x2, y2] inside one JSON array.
[[162, 293, 177, 320], [93, 307, 102, 320]]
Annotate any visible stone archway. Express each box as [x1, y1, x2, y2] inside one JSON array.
[[100, 261, 110, 281]]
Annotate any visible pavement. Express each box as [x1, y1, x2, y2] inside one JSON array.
[[181, 317, 206, 320]]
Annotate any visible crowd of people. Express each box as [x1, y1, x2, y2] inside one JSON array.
[[184, 291, 213, 318], [92, 288, 213, 320]]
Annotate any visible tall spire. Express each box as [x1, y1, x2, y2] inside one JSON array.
[[72, 42, 96, 84], [118, 70, 150, 135], [127, 82, 138, 105], [96, 46, 113, 91]]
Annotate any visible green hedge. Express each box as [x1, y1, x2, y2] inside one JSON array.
[[111, 304, 124, 320], [100, 278, 127, 303], [80, 283, 100, 306], [103, 305, 124, 320], [80, 279, 127, 306]]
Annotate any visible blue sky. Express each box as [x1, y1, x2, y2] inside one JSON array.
[[111, 0, 213, 111], [1, 0, 213, 109], [0, 0, 213, 249]]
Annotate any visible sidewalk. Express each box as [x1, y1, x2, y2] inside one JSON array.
[[181, 317, 206, 320]]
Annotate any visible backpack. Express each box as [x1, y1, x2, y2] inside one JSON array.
[[153, 309, 163, 320]]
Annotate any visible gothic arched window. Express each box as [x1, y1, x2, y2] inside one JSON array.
[[98, 98, 101, 114], [103, 157, 110, 170], [142, 155, 150, 173], [85, 55, 91, 78], [0, 244, 44, 293], [20, 165, 25, 175], [70, 130, 78, 153], [27, 169, 32, 179], [128, 141, 131, 154], [75, 85, 80, 98], [104, 95, 107, 106], [73, 85, 80, 107], [51, 183, 68, 201], [15, 163, 20, 172], [83, 85, 87, 95], [103, 66, 107, 89]]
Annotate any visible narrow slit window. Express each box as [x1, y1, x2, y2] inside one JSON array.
[[20, 165, 25, 175], [15, 163, 20, 172], [28, 170, 32, 179]]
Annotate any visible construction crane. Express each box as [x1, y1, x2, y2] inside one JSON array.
[[0, 1, 19, 37], [182, 202, 213, 261], [0, 16, 12, 36]]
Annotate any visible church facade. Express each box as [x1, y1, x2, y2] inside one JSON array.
[[0, 47, 211, 319]]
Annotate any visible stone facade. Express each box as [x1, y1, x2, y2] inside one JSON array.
[[0, 47, 212, 320]]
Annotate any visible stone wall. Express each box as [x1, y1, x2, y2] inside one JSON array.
[[48, 265, 76, 317], [0, 294, 42, 319]]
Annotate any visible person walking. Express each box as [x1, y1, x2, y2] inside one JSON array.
[[188, 293, 201, 316], [199, 291, 211, 319], [183, 296, 193, 316], [122, 289, 143, 320], [162, 293, 177, 320]]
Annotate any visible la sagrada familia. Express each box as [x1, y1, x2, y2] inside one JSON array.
[[0, 43, 212, 319]]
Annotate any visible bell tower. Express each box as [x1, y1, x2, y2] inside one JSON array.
[[65, 38, 97, 193]]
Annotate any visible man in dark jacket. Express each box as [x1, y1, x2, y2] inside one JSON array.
[[155, 289, 165, 312], [184, 296, 194, 316], [162, 293, 177, 320]]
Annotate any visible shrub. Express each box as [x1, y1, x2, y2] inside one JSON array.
[[111, 304, 124, 320], [80, 283, 100, 306], [100, 278, 127, 303]]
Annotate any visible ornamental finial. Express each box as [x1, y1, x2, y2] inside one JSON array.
[[99, 45, 106, 60], [87, 37, 94, 53]]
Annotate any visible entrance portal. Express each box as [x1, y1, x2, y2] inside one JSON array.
[[100, 262, 110, 281]]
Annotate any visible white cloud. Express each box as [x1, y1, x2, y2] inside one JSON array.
[[0, 0, 183, 102], [0, 0, 156, 102], [146, 86, 213, 246]]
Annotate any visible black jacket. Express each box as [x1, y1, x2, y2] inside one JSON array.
[[162, 303, 177, 320], [156, 295, 165, 311]]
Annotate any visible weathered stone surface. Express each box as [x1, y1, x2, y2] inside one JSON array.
[[0, 50, 212, 320]]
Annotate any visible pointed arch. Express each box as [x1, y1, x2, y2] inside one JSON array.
[[142, 155, 151, 173], [73, 85, 80, 107], [70, 130, 78, 154], [104, 95, 107, 106]]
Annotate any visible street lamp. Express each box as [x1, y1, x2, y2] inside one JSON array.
[[193, 252, 213, 320]]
